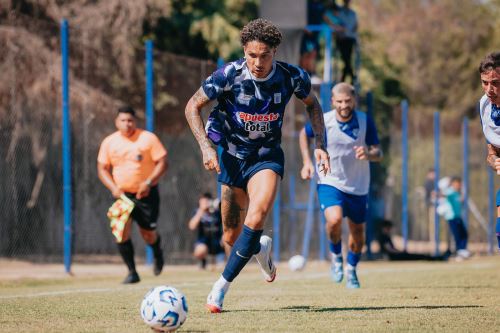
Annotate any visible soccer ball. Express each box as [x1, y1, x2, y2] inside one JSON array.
[[288, 254, 306, 271], [140, 285, 188, 332]]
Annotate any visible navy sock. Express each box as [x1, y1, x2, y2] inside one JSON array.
[[222, 225, 263, 282], [347, 251, 361, 268], [496, 218, 500, 249], [329, 241, 342, 256]]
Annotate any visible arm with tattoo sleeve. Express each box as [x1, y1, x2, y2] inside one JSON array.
[[487, 144, 500, 171], [301, 92, 330, 175], [185, 88, 220, 173], [302, 94, 326, 150]]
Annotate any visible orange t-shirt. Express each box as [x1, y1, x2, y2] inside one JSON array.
[[97, 129, 167, 193]]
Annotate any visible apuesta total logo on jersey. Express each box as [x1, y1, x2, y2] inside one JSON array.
[[238, 112, 280, 132]]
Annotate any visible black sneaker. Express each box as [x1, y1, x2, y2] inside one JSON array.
[[153, 255, 164, 276], [122, 271, 140, 284]]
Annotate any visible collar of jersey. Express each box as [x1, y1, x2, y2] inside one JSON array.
[[245, 61, 276, 82]]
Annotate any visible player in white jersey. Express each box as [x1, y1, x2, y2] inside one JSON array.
[[185, 19, 330, 313], [478, 51, 500, 251], [299, 82, 382, 288]]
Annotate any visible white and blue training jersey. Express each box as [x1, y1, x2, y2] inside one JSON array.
[[305, 110, 379, 195], [203, 58, 311, 159], [479, 94, 500, 148]]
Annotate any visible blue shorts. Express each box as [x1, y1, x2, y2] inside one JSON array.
[[317, 184, 367, 224], [218, 149, 284, 189], [496, 189, 500, 207]]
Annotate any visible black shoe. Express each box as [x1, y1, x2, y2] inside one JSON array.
[[153, 255, 164, 276], [122, 271, 140, 284]]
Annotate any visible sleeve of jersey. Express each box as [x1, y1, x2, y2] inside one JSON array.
[[201, 65, 233, 100], [365, 115, 380, 146], [304, 122, 315, 138], [150, 134, 168, 161], [97, 139, 110, 165], [292, 66, 312, 100]]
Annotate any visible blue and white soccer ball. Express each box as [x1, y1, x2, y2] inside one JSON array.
[[140, 285, 188, 332]]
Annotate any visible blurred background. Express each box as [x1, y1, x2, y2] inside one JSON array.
[[1, 0, 500, 266]]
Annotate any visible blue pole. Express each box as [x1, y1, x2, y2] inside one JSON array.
[[488, 165, 494, 254], [401, 100, 409, 251], [433, 111, 441, 256], [302, 176, 316, 260], [322, 25, 332, 83], [216, 58, 224, 200], [61, 19, 72, 274], [462, 118, 469, 229], [145, 40, 154, 131], [318, 209, 326, 261], [288, 174, 298, 255], [145, 40, 154, 265], [273, 185, 281, 262], [366, 92, 374, 257]]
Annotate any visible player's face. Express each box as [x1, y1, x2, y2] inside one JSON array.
[[332, 92, 356, 120], [115, 113, 136, 137], [243, 41, 276, 79], [481, 68, 500, 105]]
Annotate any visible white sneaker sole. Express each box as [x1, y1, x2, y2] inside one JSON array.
[[256, 236, 276, 282]]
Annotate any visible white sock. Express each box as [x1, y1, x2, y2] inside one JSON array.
[[213, 275, 231, 294], [331, 252, 342, 263], [346, 263, 356, 271]]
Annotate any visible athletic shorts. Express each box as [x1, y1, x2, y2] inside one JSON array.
[[195, 237, 224, 255], [124, 186, 159, 230], [218, 149, 284, 189], [496, 189, 500, 207], [317, 184, 367, 224]]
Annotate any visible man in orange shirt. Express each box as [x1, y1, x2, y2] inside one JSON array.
[[97, 106, 168, 283]]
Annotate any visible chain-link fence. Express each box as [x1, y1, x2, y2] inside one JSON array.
[[387, 110, 498, 252], [1, 15, 495, 267]]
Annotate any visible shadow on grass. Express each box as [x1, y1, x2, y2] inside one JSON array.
[[227, 305, 483, 313]]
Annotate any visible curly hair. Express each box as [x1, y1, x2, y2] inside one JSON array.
[[240, 18, 282, 48], [479, 51, 500, 74]]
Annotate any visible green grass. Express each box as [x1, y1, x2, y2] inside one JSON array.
[[1, 257, 499, 332]]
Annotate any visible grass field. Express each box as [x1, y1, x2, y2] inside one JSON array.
[[1, 257, 499, 333]]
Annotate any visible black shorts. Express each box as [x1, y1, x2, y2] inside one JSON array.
[[124, 186, 159, 230]]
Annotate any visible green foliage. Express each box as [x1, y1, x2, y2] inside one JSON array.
[[143, 0, 259, 60], [357, 0, 500, 116]]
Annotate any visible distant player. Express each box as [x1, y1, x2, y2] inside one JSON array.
[[478, 51, 500, 251], [185, 18, 330, 313], [299, 82, 382, 288]]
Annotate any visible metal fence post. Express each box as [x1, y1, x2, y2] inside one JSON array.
[[145, 39, 154, 265]]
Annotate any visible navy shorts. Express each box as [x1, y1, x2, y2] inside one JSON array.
[[317, 184, 367, 224], [218, 149, 284, 189], [195, 237, 224, 255]]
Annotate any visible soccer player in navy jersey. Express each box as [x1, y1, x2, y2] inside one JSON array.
[[185, 18, 330, 313], [299, 82, 382, 288], [478, 51, 500, 252]]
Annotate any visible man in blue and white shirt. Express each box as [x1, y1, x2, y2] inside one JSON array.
[[478, 51, 500, 252], [299, 82, 382, 288], [185, 18, 330, 313]]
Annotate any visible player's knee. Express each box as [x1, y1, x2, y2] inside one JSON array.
[[223, 231, 238, 247], [193, 244, 208, 259], [140, 230, 157, 244], [244, 209, 267, 229]]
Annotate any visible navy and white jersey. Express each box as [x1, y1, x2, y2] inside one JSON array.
[[479, 94, 500, 148], [204, 58, 311, 159], [305, 110, 379, 195]]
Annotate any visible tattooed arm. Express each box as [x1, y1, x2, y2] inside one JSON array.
[[185, 87, 221, 173], [487, 144, 500, 173], [301, 92, 330, 175]]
